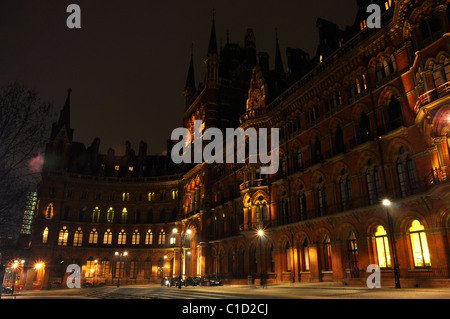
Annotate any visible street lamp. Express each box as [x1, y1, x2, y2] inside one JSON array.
[[257, 230, 265, 287], [173, 227, 192, 289], [382, 199, 401, 288], [114, 251, 128, 288]]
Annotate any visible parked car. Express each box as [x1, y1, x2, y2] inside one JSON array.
[[200, 275, 222, 286], [1, 285, 13, 294], [184, 276, 200, 286]]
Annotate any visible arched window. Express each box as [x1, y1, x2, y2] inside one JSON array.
[[122, 192, 130, 201], [145, 230, 153, 245], [103, 229, 112, 245], [107, 207, 114, 224], [375, 225, 391, 268], [158, 229, 166, 245], [285, 242, 292, 272], [238, 248, 245, 274], [85, 257, 96, 278], [314, 137, 323, 163], [143, 258, 152, 279], [132, 229, 140, 245], [339, 174, 352, 211], [359, 111, 371, 143], [409, 220, 431, 267], [366, 165, 382, 205], [92, 207, 100, 223], [134, 210, 141, 223], [269, 244, 275, 272], [89, 228, 98, 244], [118, 229, 126, 245], [347, 232, 358, 273], [335, 124, 346, 154], [397, 153, 418, 197], [323, 235, 332, 271], [280, 195, 289, 224], [301, 239, 310, 272], [73, 228, 83, 247], [147, 209, 154, 224], [297, 148, 303, 171], [121, 208, 128, 224], [101, 259, 110, 278], [388, 97, 403, 130], [42, 227, 49, 244], [317, 182, 327, 217], [58, 226, 69, 246], [130, 259, 139, 279], [45, 204, 54, 219], [297, 191, 307, 221]]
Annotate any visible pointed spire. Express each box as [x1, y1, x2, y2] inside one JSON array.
[[207, 9, 218, 55], [185, 44, 196, 90], [58, 88, 71, 128], [274, 29, 284, 75], [51, 88, 73, 141]]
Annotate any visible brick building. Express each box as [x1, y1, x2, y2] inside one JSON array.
[[12, 0, 450, 289]]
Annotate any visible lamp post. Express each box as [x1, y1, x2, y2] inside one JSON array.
[[257, 230, 265, 287], [382, 199, 401, 289], [173, 227, 192, 289], [114, 251, 128, 288]]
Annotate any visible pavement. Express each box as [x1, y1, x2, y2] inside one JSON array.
[[2, 282, 450, 299]]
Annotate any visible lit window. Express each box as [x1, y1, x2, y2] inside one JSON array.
[[58, 226, 69, 246], [409, 220, 431, 267], [132, 230, 140, 245], [129, 166, 133, 172], [115, 261, 124, 278], [121, 208, 128, 223], [122, 192, 129, 201], [115, 165, 120, 171], [101, 260, 110, 278], [285, 243, 292, 272], [89, 228, 98, 244], [45, 203, 54, 219], [85, 260, 96, 278], [170, 236, 176, 245], [103, 229, 112, 244], [323, 235, 332, 271], [92, 207, 100, 223], [347, 232, 358, 271], [73, 228, 83, 247], [145, 230, 153, 245], [158, 229, 166, 245], [42, 227, 49, 244], [118, 229, 126, 245], [375, 225, 391, 268], [107, 207, 114, 223], [130, 260, 138, 279]]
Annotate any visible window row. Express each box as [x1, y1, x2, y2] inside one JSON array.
[[45, 205, 178, 224], [42, 227, 176, 247], [59, 190, 178, 201]]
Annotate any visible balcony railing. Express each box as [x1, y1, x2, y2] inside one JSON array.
[[414, 81, 450, 114], [239, 179, 267, 191]]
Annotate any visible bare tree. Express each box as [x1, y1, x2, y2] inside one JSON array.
[[0, 83, 54, 239]]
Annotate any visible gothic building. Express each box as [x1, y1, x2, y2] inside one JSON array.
[[13, 0, 450, 289]]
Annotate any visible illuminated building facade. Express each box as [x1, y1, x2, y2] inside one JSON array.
[[17, 0, 450, 289]]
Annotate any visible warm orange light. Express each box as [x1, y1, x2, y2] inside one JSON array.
[[34, 262, 44, 270]]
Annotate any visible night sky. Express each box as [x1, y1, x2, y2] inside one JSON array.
[[0, 0, 357, 156]]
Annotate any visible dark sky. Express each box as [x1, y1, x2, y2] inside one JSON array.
[[0, 0, 357, 156]]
